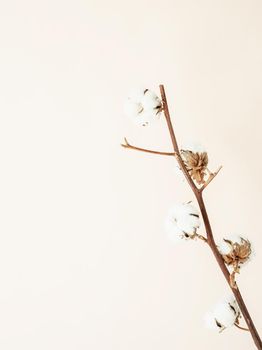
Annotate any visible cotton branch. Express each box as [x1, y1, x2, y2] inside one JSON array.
[[159, 84, 262, 350], [121, 84, 262, 349], [121, 138, 176, 157]]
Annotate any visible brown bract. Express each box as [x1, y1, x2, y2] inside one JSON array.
[[221, 237, 252, 289], [181, 150, 209, 185], [222, 238, 252, 267]]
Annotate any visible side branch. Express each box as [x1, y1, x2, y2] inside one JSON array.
[[121, 138, 176, 157], [200, 166, 223, 192], [195, 233, 208, 242], [235, 322, 250, 332]]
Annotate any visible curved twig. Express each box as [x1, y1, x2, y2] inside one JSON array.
[[235, 322, 250, 332]]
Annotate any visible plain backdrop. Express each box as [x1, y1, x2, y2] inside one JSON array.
[[0, 0, 262, 349]]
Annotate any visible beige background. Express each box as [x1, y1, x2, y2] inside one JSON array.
[[0, 0, 262, 349]]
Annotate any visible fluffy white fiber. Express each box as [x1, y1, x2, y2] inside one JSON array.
[[165, 202, 200, 243], [124, 88, 162, 126], [205, 295, 240, 332], [217, 234, 243, 255]]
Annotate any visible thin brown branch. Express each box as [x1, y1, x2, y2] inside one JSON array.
[[159, 84, 262, 350], [121, 138, 176, 156], [159, 85, 199, 194], [195, 233, 208, 243], [200, 166, 223, 192], [235, 322, 250, 332]]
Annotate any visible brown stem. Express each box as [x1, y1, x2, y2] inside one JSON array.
[[159, 84, 262, 350], [159, 86, 199, 194], [121, 138, 176, 156]]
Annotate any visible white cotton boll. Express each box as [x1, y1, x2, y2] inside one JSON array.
[[205, 296, 239, 332], [213, 300, 238, 328], [132, 110, 158, 127], [165, 219, 187, 243], [177, 203, 200, 232], [224, 294, 240, 314], [178, 214, 200, 233], [168, 202, 198, 218], [144, 107, 161, 120], [124, 88, 162, 126], [124, 100, 143, 118], [166, 204, 189, 224], [204, 312, 223, 332], [141, 90, 162, 110], [181, 203, 199, 216], [127, 88, 148, 103], [217, 234, 243, 255], [217, 240, 232, 255], [165, 203, 200, 242]]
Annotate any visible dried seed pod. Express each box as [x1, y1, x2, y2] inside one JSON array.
[[181, 149, 208, 185], [221, 237, 252, 267], [218, 236, 252, 288]]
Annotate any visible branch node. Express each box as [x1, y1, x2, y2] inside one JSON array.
[[200, 165, 223, 192], [194, 233, 208, 243]]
